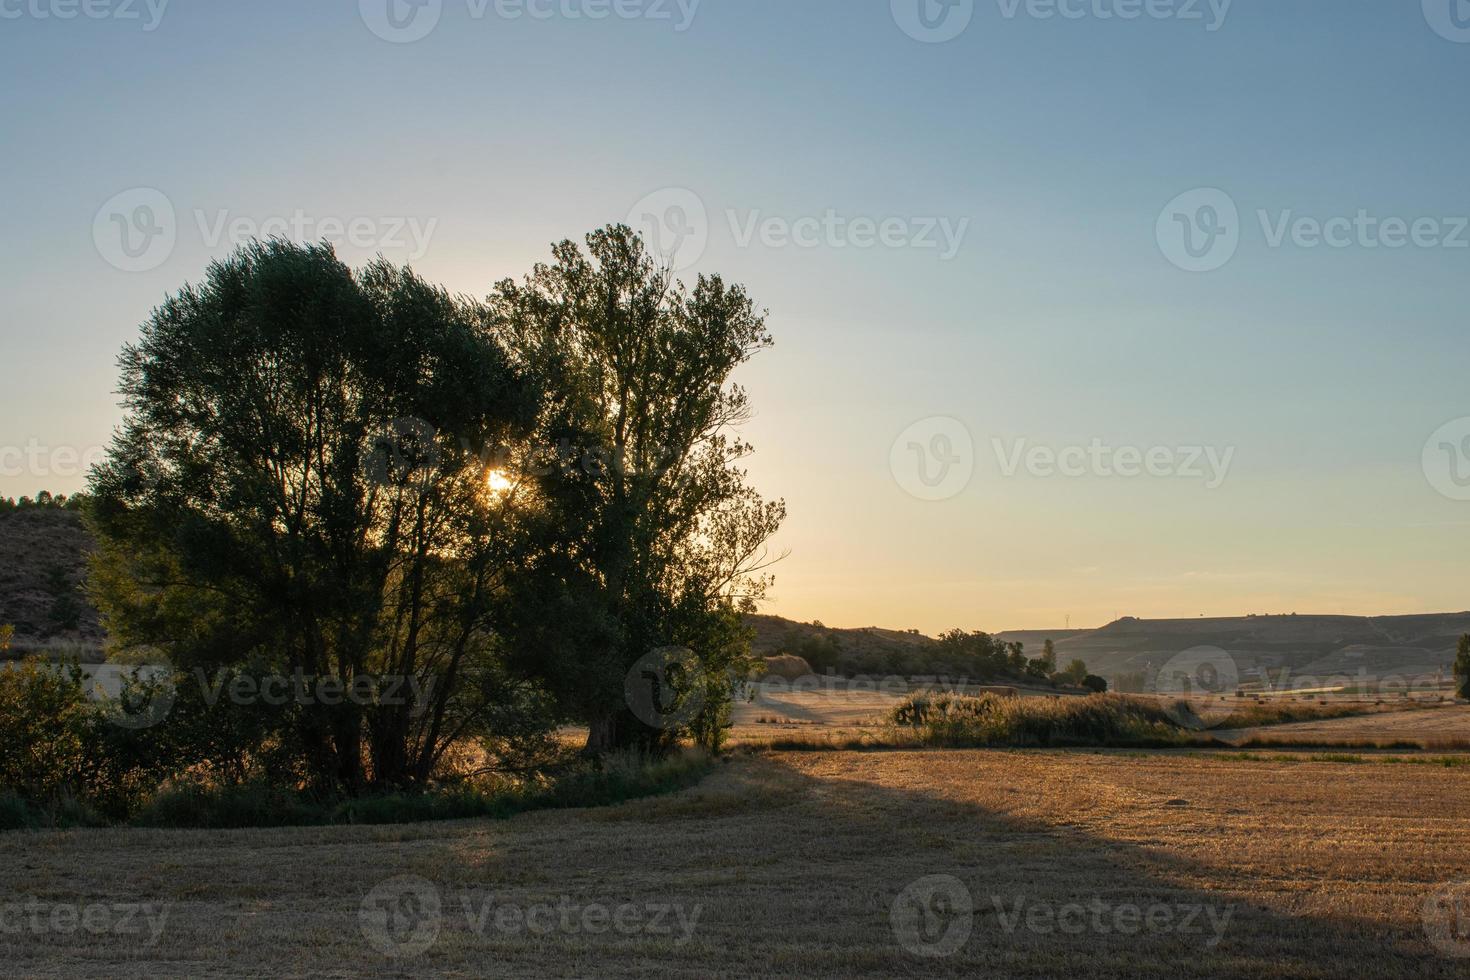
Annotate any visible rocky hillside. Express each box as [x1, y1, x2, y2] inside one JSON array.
[[0, 507, 104, 657]]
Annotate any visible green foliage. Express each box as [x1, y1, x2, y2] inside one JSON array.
[[492, 226, 783, 755], [0, 493, 85, 515], [1456, 634, 1470, 699], [931, 629, 1048, 683], [0, 624, 12, 655], [0, 661, 183, 819], [889, 692, 1194, 748], [86, 239, 545, 793], [1062, 658, 1091, 685], [1082, 674, 1108, 694], [129, 750, 712, 830]]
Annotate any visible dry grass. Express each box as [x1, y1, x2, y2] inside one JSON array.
[[2, 750, 1467, 977]]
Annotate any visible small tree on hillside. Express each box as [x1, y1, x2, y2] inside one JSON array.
[[1455, 634, 1470, 699], [1062, 659, 1090, 686], [1040, 638, 1057, 674]]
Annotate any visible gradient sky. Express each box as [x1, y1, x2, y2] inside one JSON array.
[[2, 0, 1468, 633]]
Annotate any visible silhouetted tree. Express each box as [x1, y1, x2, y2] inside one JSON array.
[[491, 226, 784, 754], [88, 240, 543, 794]]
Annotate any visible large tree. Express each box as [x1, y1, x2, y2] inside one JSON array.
[[489, 226, 785, 754], [88, 240, 544, 794]]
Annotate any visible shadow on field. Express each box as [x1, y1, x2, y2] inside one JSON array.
[[0, 752, 1464, 979], [739, 754, 1462, 979]]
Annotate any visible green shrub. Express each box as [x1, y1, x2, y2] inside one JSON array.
[[129, 749, 714, 830], [889, 693, 1194, 748]]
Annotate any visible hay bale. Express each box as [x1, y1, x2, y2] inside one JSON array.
[[762, 654, 814, 680]]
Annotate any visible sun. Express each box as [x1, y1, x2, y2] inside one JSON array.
[[486, 469, 514, 495]]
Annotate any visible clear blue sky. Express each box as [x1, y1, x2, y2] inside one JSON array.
[[2, 0, 1467, 631]]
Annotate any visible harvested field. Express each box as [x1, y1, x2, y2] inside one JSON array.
[[3, 751, 1467, 977], [1218, 702, 1470, 748]]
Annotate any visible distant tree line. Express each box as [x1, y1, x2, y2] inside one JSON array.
[[779, 629, 1105, 690], [0, 492, 87, 514]]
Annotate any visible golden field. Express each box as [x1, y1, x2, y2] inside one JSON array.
[[2, 749, 1468, 978]]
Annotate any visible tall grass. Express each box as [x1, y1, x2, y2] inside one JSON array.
[[889, 693, 1199, 748]]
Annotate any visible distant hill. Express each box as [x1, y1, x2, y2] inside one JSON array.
[[2, 510, 1463, 683], [0, 507, 103, 657], [1021, 613, 1470, 685]]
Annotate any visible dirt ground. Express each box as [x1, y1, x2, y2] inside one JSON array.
[[3, 750, 1468, 978]]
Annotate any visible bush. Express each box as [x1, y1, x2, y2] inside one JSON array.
[[889, 692, 1195, 748], [129, 749, 714, 830]]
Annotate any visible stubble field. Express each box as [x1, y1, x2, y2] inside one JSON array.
[[3, 749, 1468, 978]]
